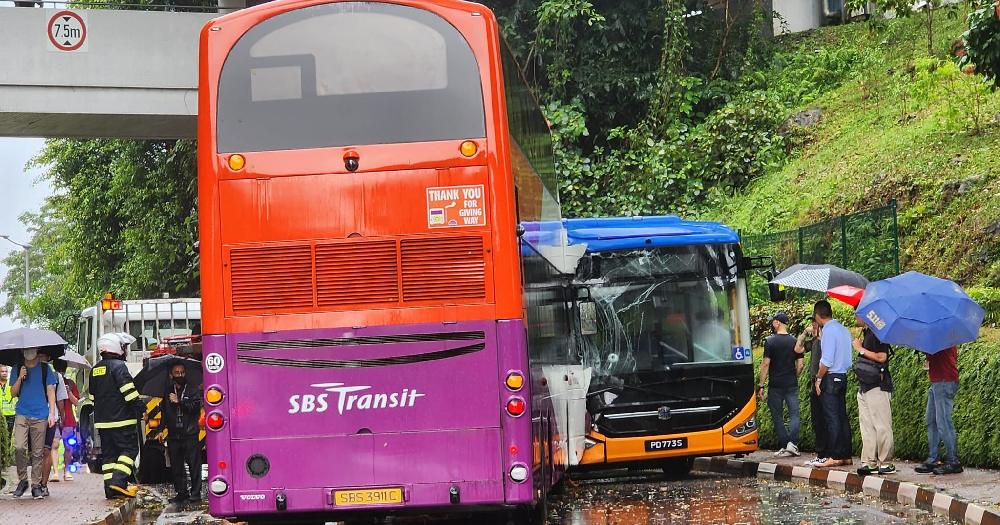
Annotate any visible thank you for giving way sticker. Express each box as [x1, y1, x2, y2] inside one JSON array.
[[427, 185, 486, 228]]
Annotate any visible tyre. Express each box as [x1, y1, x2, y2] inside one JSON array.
[[661, 457, 694, 480]]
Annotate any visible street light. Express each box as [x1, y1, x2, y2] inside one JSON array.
[[0, 235, 32, 328]]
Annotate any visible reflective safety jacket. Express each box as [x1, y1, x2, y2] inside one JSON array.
[[90, 357, 145, 429], [0, 381, 15, 417]]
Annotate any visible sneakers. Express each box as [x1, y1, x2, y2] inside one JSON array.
[[31, 485, 43, 499], [857, 465, 877, 476], [785, 442, 801, 456], [809, 457, 829, 467], [878, 464, 896, 475], [41, 485, 50, 497], [914, 461, 940, 474], [168, 494, 189, 504], [813, 458, 842, 468], [186, 495, 202, 504], [773, 445, 788, 457], [933, 463, 963, 475], [12, 480, 28, 498]]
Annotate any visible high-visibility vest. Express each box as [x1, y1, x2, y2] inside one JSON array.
[[0, 381, 16, 417]]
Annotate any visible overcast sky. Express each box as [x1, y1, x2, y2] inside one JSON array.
[[0, 138, 52, 332]]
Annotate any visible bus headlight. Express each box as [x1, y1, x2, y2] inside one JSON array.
[[727, 413, 757, 438]]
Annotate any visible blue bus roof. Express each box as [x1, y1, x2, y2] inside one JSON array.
[[563, 216, 740, 252]]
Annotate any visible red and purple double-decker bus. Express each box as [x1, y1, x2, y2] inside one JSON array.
[[197, 0, 570, 522]]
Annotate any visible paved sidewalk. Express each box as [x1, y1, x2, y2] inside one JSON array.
[[0, 466, 133, 525], [744, 450, 1000, 510]]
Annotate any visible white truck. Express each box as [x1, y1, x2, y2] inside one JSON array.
[[72, 295, 202, 481]]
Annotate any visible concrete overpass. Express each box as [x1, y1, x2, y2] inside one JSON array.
[[0, 5, 226, 139]]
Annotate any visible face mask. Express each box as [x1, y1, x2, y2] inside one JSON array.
[[22, 349, 37, 361], [173, 376, 186, 385]]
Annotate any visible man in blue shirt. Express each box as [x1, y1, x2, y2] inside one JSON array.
[[812, 300, 854, 468], [10, 347, 57, 499]]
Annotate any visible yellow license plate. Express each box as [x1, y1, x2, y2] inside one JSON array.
[[333, 487, 403, 506]]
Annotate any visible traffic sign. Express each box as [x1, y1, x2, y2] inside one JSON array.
[[47, 10, 88, 52]]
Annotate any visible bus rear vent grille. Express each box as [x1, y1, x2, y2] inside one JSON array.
[[316, 240, 399, 306], [230, 245, 313, 312], [401, 236, 485, 302], [228, 236, 487, 312]]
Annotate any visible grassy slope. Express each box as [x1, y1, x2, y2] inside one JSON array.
[[706, 14, 1000, 286]]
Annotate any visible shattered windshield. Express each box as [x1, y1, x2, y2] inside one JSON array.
[[575, 243, 745, 376]]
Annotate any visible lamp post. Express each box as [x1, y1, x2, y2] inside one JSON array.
[[0, 235, 32, 328]]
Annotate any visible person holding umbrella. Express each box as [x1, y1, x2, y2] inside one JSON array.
[[914, 345, 962, 474], [856, 271, 984, 476], [10, 347, 57, 499], [90, 333, 147, 498], [154, 360, 203, 503]]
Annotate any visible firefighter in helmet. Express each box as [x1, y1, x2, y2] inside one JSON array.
[[90, 333, 145, 498]]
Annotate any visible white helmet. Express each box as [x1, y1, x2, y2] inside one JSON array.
[[97, 333, 125, 356], [115, 333, 137, 346]]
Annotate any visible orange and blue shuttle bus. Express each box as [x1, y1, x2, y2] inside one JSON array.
[[559, 216, 758, 474]]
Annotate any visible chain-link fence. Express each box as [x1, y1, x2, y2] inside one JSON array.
[[742, 200, 899, 305]]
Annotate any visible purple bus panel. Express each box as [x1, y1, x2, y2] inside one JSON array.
[[496, 319, 533, 505], [206, 319, 534, 517]]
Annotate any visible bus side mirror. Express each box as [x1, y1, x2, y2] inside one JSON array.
[[579, 301, 598, 335]]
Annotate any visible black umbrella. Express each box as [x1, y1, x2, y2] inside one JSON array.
[[769, 263, 869, 293], [0, 328, 68, 366], [133, 356, 203, 397]]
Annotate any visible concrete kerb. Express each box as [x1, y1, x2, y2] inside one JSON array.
[[692, 457, 1000, 525], [85, 495, 139, 525]]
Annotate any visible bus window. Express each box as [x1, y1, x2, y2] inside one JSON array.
[[576, 244, 742, 374], [217, 2, 485, 153]]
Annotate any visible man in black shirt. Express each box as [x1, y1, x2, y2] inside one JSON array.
[[854, 318, 894, 476], [758, 312, 804, 456], [157, 363, 203, 503]]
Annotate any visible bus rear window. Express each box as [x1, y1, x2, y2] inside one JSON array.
[[217, 2, 486, 153]]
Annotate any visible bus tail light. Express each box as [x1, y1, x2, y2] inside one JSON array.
[[206, 413, 225, 430], [206, 387, 224, 405], [509, 465, 528, 483], [727, 412, 757, 438], [505, 373, 523, 391], [506, 399, 525, 417], [210, 478, 229, 496]]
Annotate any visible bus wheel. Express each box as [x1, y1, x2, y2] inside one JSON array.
[[661, 457, 694, 480]]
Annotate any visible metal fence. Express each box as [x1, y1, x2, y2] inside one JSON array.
[[741, 200, 900, 305]]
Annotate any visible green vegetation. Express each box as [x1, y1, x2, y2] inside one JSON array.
[[0, 140, 199, 329], [704, 13, 1000, 287]]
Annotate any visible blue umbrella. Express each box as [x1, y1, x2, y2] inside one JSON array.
[[856, 271, 985, 354]]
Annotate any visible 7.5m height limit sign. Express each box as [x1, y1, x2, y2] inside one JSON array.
[[47, 10, 88, 52]]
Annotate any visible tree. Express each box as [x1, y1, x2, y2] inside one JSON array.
[[2, 139, 200, 329], [0, 200, 77, 331], [961, 1, 1000, 88]]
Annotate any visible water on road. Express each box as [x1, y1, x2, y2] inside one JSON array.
[[128, 471, 958, 525]]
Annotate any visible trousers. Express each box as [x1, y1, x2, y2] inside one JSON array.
[[168, 437, 202, 497], [99, 426, 139, 498]]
